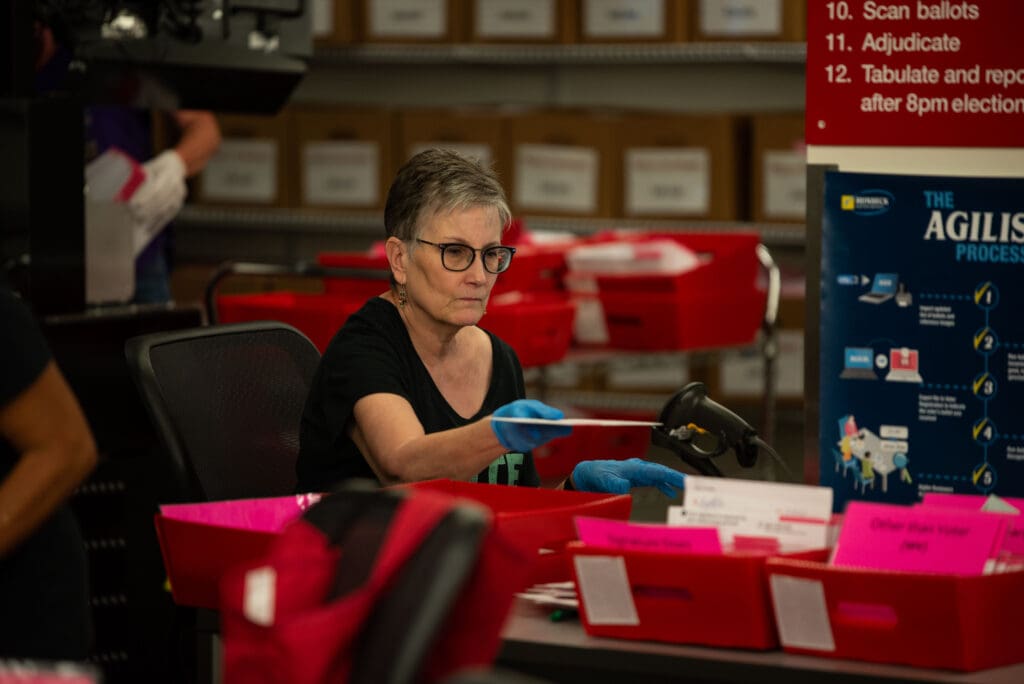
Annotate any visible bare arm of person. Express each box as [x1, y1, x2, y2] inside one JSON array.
[[0, 363, 97, 557], [350, 392, 507, 484], [171, 109, 222, 177]]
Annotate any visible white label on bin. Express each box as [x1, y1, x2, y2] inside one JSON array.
[[625, 147, 710, 216], [410, 142, 493, 167], [573, 555, 639, 626], [303, 140, 380, 206], [312, 0, 333, 36], [202, 139, 278, 202], [515, 144, 599, 214], [700, 0, 782, 36], [763, 150, 806, 220], [769, 574, 836, 652], [584, 0, 665, 37], [476, 0, 555, 38], [244, 566, 277, 627], [369, 0, 446, 38]]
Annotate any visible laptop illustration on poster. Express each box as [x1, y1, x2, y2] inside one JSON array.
[[839, 347, 877, 380], [858, 273, 899, 304], [886, 347, 923, 383]]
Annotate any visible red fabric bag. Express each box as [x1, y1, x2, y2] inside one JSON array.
[[219, 487, 530, 683]]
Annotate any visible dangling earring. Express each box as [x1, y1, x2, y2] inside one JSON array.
[[398, 285, 408, 307]]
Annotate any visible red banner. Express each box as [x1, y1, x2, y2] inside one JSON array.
[[806, 1, 1024, 147]]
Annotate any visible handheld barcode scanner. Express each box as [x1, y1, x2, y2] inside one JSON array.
[[652, 382, 784, 477]]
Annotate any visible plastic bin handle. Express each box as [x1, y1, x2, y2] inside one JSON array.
[[833, 600, 898, 630], [204, 260, 389, 324]]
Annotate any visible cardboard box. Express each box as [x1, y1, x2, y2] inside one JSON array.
[[577, 0, 689, 43], [507, 110, 619, 218], [468, 0, 576, 43], [617, 112, 743, 220], [362, 0, 465, 42], [196, 112, 293, 207], [312, 0, 361, 45], [396, 108, 510, 186], [691, 0, 805, 42], [750, 112, 805, 224], [292, 107, 395, 211], [768, 557, 1024, 671]]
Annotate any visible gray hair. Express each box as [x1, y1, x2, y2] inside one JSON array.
[[384, 148, 511, 243]]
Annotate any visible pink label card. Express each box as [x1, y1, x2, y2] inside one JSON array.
[[831, 502, 1008, 576], [575, 516, 722, 556]]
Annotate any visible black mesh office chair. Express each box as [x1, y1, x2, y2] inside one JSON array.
[[124, 321, 321, 502]]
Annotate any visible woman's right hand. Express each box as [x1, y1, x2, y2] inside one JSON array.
[[490, 399, 572, 453]]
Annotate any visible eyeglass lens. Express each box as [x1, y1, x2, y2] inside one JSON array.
[[442, 244, 514, 273]]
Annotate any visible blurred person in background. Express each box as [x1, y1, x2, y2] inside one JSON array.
[[0, 285, 98, 660]]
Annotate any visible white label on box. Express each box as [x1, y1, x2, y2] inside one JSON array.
[[624, 147, 710, 216], [584, 0, 665, 37], [410, 141, 493, 166], [370, 0, 446, 38], [303, 140, 380, 206], [719, 329, 804, 397], [476, 0, 555, 38], [606, 354, 690, 390], [573, 555, 639, 626], [763, 149, 806, 220], [700, 0, 782, 36], [769, 575, 836, 652], [515, 144, 599, 214], [202, 139, 278, 202], [312, 0, 333, 36]]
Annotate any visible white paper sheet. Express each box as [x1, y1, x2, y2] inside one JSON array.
[[490, 417, 662, 427]]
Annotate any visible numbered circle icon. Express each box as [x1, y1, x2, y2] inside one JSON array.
[[971, 417, 998, 446], [972, 462, 997, 494], [973, 327, 999, 356], [972, 372, 997, 400], [974, 282, 999, 310]]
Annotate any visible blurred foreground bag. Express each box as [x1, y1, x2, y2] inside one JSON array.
[[219, 486, 531, 684]]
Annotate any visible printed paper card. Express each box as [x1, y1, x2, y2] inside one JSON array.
[[667, 477, 834, 551], [920, 493, 1024, 570], [575, 516, 721, 555], [831, 501, 1008, 576]]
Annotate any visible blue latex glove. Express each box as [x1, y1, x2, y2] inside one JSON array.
[[572, 458, 686, 498], [491, 399, 573, 453]]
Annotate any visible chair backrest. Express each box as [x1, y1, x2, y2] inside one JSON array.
[[124, 321, 321, 501]]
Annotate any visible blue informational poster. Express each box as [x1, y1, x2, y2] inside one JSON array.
[[821, 171, 1024, 511]]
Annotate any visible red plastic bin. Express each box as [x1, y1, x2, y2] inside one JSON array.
[[154, 495, 318, 610], [217, 292, 363, 352], [480, 292, 576, 367], [398, 480, 631, 586], [570, 232, 766, 351], [767, 557, 1024, 671], [572, 545, 828, 650], [492, 243, 569, 295]]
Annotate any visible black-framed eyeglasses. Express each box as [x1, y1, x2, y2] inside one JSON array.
[[415, 239, 516, 274]]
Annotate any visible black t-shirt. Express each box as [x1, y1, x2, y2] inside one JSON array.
[[0, 288, 91, 660], [297, 297, 539, 492]]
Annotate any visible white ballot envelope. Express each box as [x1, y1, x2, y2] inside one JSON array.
[[667, 476, 834, 552]]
